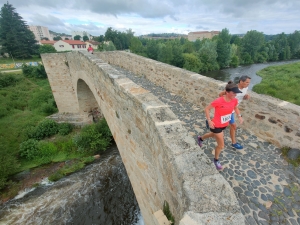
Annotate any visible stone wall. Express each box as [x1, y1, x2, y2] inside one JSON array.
[[96, 51, 300, 149], [42, 51, 244, 225]]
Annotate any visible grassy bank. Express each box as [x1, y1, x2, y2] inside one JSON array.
[[0, 71, 112, 199], [253, 62, 300, 106]]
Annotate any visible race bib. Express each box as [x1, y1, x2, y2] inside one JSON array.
[[221, 114, 231, 124]]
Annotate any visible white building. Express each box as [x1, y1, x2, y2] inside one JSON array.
[[72, 31, 92, 41], [29, 26, 52, 41], [53, 40, 87, 52]]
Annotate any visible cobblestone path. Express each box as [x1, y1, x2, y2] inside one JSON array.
[[114, 65, 300, 225]]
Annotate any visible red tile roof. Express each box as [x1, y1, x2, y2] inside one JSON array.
[[62, 40, 86, 44]]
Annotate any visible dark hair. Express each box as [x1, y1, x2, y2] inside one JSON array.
[[239, 75, 251, 82], [225, 82, 238, 92]]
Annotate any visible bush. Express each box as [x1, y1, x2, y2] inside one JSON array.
[[26, 119, 59, 140], [0, 74, 19, 88], [0, 146, 19, 191], [22, 64, 47, 79], [58, 123, 74, 136], [73, 119, 112, 154], [19, 139, 39, 159]]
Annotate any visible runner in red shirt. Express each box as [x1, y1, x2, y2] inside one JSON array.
[[197, 82, 243, 170]]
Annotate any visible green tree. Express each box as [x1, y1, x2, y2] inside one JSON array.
[[102, 41, 116, 51], [53, 36, 62, 41], [182, 53, 202, 73], [74, 35, 81, 40], [171, 40, 184, 68], [130, 37, 145, 55], [146, 39, 159, 60], [274, 33, 291, 60], [216, 28, 232, 68], [41, 37, 49, 40], [0, 2, 38, 58], [198, 39, 219, 72], [288, 30, 300, 58], [157, 42, 173, 64], [83, 35, 89, 41], [241, 30, 265, 63], [39, 44, 57, 54]]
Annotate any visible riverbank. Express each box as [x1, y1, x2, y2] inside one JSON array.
[[253, 61, 300, 106], [202, 59, 300, 90]]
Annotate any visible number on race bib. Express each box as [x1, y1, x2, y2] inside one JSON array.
[[221, 114, 231, 124]]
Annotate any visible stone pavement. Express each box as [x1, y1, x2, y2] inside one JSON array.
[[113, 65, 300, 225]]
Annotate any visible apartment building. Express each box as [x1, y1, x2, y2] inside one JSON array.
[[29, 26, 52, 41], [188, 31, 220, 41]]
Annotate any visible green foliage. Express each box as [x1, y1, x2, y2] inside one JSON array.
[[241, 30, 265, 63], [58, 123, 74, 136], [198, 39, 219, 72], [19, 139, 39, 160], [74, 35, 81, 40], [230, 55, 239, 68], [130, 37, 144, 55], [101, 41, 117, 51], [163, 201, 175, 225], [0, 145, 19, 190], [39, 44, 57, 54], [48, 156, 95, 182], [73, 119, 112, 154], [253, 62, 300, 105], [182, 53, 202, 73], [83, 35, 89, 41], [104, 27, 134, 50], [22, 64, 47, 79], [28, 88, 57, 115], [26, 119, 59, 140], [0, 2, 38, 58], [0, 74, 19, 88], [216, 28, 232, 68], [53, 36, 62, 41]]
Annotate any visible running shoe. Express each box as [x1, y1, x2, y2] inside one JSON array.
[[213, 159, 223, 170], [232, 143, 243, 150], [197, 136, 203, 147]]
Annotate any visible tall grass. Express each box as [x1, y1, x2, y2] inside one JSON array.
[[0, 71, 112, 191], [0, 72, 57, 189], [253, 62, 300, 106]]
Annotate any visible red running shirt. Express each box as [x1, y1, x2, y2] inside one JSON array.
[[210, 97, 238, 128]]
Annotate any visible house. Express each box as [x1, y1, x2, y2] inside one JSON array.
[[39, 40, 57, 45], [188, 31, 220, 41], [53, 40, 87, 52], [85, 40, 100, 49]]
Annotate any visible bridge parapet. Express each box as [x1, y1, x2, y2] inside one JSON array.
[[42, 51, 244, 225], [96, 51, 300, 149]]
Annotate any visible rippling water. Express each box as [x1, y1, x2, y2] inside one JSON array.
[[0, 145, 144, 225], [202, 59, 300, 90]]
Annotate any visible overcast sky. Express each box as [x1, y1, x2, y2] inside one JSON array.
[[2, 0, 300, 36]]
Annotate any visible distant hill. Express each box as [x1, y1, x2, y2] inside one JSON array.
[[49, 30, 71, 37]]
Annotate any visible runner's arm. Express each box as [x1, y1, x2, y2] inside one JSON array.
[[219, 90, 226, 97], [234, 106, 243, 124]]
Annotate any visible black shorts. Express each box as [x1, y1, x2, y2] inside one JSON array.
[[210, 126, 227, 133]]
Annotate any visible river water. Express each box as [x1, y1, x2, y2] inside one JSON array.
[[202, 59, 300, 90], [0, 144, 144, 225]]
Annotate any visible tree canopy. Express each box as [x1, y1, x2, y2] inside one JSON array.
[[74, 35, 81, 40], [0, 2, 38, 58]]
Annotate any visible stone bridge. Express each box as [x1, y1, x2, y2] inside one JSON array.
[[41, 51, 300, 225]]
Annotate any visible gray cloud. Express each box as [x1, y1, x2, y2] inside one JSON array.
[[1, 0, 299, 35]]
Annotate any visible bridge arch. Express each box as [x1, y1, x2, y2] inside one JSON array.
[[42, 51, 244, 225]]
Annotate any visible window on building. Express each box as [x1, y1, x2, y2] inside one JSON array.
[[83, 45, 86, 48], [59, 45, 64, 47]]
